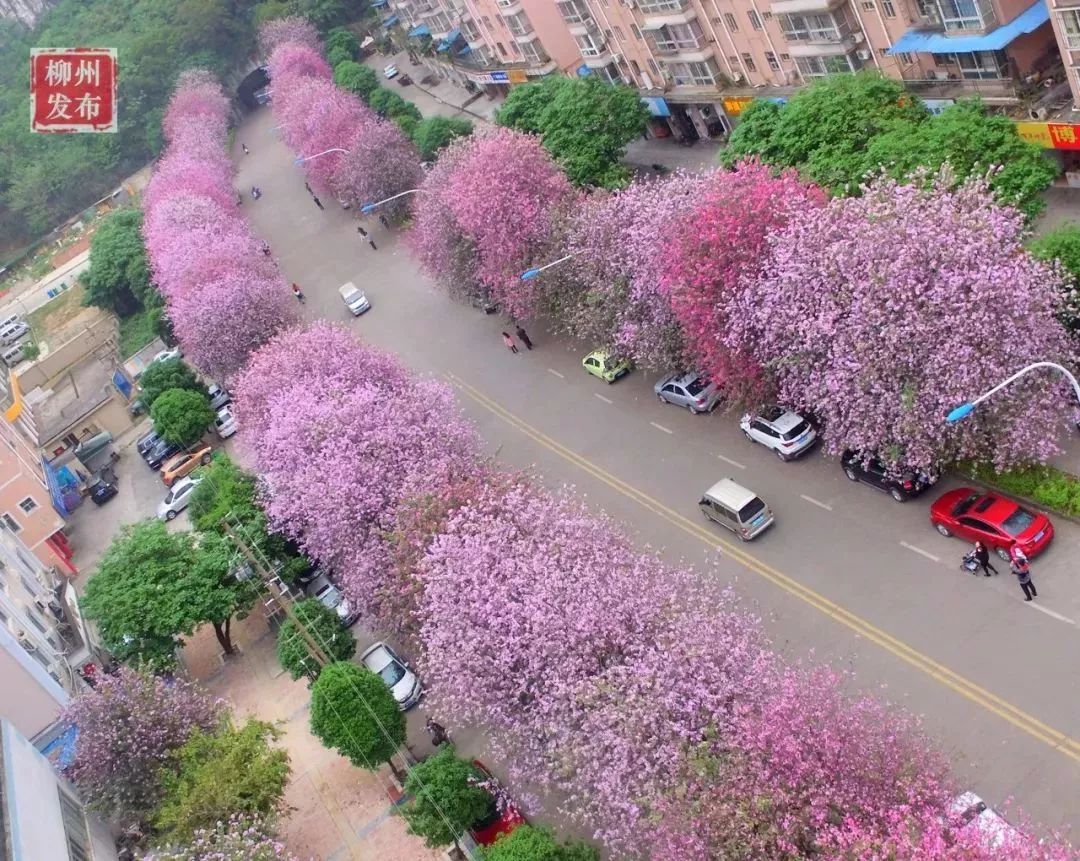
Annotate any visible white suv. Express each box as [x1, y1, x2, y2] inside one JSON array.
[[740, 405, 817, 461]]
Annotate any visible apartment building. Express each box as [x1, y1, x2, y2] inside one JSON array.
[[385, 0, 1067, 135]]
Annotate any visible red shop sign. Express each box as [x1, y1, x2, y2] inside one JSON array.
[[30, 47, 117, 133]]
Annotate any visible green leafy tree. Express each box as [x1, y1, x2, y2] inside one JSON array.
[[325, 26, 359, 59], [333, 61, 379, 101], [865, 99, 1057, 219], [482, 825, 599, 861], [309, 661, 404, 769], [1030, 223, 1080, 334], [326, 45, 352, 68], [497, 76, 648, 187], [83, 209, 151, 317], [152, 388, 215, 446], [138, 357, 206, 410], [400, 747, 493, 848], [276, 598, 356, 681], [411, 116, 473, 161], [295, 0, 350, 29], [723, 71, 928, 194], [153, 719, 291, 846], [80, 522, 257, 666]]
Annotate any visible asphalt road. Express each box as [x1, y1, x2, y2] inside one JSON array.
[[237, 105, 1080, 835]]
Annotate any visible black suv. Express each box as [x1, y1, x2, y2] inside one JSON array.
[[841, 450, 936, 502], [144, 438, 182, 470]]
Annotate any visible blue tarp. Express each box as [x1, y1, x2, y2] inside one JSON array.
[[888, 0, 1049, 53], [437, 28, 461, 51], [408, 24, 430, 38], [371, 0, 388, 6], [382, 14, 399, 26]]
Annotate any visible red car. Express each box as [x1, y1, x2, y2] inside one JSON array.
[[930, 488, 1053, 560], [467, 760, 525, 846]]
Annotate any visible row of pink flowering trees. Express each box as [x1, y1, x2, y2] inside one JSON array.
[[231, 321, 1072, 860], [141, 71, 297, 380], [260, 19, 421, 222]]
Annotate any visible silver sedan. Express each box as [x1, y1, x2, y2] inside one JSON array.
[[654, 371, 723, 414]]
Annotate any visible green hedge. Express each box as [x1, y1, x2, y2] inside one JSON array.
[[961, 461, 1080, 517]]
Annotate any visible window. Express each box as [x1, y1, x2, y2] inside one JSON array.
[[898, 51, 914, 63], [779, 12, 843, 41], [882, 0, 897, 15], [638, 0, 688, 11], [521, 39, 549, 65], [497, 41, 508, 57], [631, 23, 643, 39], [765, 51, 780, 70], [952, 49, 1005, 78], [653, 20, 705, 51], [794, 54, 856, 76], [648, 58, 662, 76], [596, 62, 624, 84], [781, 52, 790, 59], [741, 52, 757, 72], [723, 11, 738, 30], [18, 497, 37, 514], [613, 25, 625, 40], [1061, 9, 1080, 48], [935, 0, 991, 31], [631, 59, 643, 75], [575, 31, 605, 55], [668, 58, 720, 85], [58, 789, 91, 861], [504, 10, 532, 36], [861, 1, 875, 9], [728, 54, 740, 67], [557, 0, 590, 23], [1, 513, 20, 533], [748, 9, 763, 29]]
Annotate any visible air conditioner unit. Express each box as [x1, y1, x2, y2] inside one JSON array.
[[16, 630, 37, 651], [856, 48, 871, 60], [1030, 106, 1049, 120], [732, 72, 743, 82], [852, 31, 865, 43]]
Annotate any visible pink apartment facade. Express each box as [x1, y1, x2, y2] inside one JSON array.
[[383, 0, 1070, 136]]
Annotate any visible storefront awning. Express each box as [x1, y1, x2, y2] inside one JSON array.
[[408, 24, 430, 38], [888, 0, 1049, 54], [437, 28, 461, 51]]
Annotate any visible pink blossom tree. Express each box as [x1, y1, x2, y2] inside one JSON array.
[[333, 118, 423, 223], [233, 324, 480, 623], [659, 160, 824, 392], [556, 170, 705, 369], [266, 41, 332, 85], [258, 15, 321, 55], [410, 128, 576, 320], [733, 171, 1074, 472], [145, 814, 301, 861], [61, 668, 222, 825]]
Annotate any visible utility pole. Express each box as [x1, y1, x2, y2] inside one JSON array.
[[222, 522, 332, 668]]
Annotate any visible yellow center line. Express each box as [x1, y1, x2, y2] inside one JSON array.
[[447, 372, 1080, 764]]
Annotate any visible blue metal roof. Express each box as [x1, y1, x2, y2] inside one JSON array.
[[408, 23, 430, 38], [382, 14, 399, 26], [437, 27, 461, 51], [888, 0, 1049, 53]]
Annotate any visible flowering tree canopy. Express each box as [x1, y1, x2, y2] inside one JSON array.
[[334, 119, 423, 223], [557, 170, 704, 369], [410, 128, 576, 320], [258, 15, 321, 55], [734, 172, 1074, 472], [659, 160, 824, 390], [61, 668, 222, 825], [144, 815, 301, 861], [142, 73, 297, 380]]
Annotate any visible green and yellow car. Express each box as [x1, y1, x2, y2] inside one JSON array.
[[582, 349, 632, 384]]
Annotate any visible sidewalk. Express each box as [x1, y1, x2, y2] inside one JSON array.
[[363, 50, 502, 124], [0, 248, 90, 318], [182, 610, 444, 861]]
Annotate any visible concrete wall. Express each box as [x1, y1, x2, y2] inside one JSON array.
[[16, 312, 117, 393], [0, 630, 67, 742]]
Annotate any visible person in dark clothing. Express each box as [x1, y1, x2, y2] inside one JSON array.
[[357, 226, 368, 237], [1010, 545, 1036, 600], [241, 142, 249, 154], [311, 195, 324, 210], [304, 181, 313, 194], [378, 214, 391, 229], [425, 717, 449, 747], [515, 325, 533, 350], [972, 541, 997, 577]]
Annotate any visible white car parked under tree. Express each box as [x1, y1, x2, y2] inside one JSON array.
[[157, 476, 202, 521], [739, 405, 817, 461]]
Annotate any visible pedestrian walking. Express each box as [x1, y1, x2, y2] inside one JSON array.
[[972, 541, 997, 577], [378, 214, 390, 230], [260, 241, 271, 256], [304, 181, 313, 194], [241, 142, 249, 155], [311, 195, 324, 210], [425, 717, 450, 747], [357, 226, 368, 237], [291, 283, 305, 303], [515, 325, 533, 350], [502, 332, 519, 354], [1010, 545, 1036, 601]]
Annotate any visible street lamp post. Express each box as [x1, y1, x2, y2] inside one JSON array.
[[293, 148, 349, 165], [360, 189, 422, 214], [520, 253, 577, 281], [945, 362, 1080, 423]]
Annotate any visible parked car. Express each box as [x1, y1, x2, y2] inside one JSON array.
[[950, 792, 1021, 850], [159, 444, 212, 486], [136, 428, 162, 457], [360, 642, 421, 709], [582, 350, 631, 384], [841, 450, 936, 503], [654, 370, 722, 414], [207, 383, 231, 411], [930, 488, 1053, 560], [310, 577, 359, 627], [88, 480, 118, 506], [339, 281, 371, 316], [739, 406, 816, 461], [383, 63, 399, 79], [467, 760, 526, 846], [157, 476, 202, 521], [0, 320, 30, 346], [152, 347, 182, 364], [144, 438, 182, 470], [469, 293, 497, 314], [214, 405, 238, 439]]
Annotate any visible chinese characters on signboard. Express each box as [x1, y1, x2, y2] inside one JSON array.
[[722, 97, 754, 116], [30, 48, 117, 133], [1016, 121, 1080, 150]]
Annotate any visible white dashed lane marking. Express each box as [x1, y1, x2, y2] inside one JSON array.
[[716, 454, 746, 470], [800, 494, 833, 512], [594, 393, 612, 404], [900, 541, 940, 563], [650, 422, 673, 435], [547, 368, 565, 379]]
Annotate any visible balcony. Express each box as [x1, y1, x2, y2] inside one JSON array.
[[637, 0, 692, 14], [581, 51, 616, 68], [902, 75, 1020, 101], [656, 44, 716, 63], [497, 0, 524, 14], [640, 6, 698, 28], [566, 18, 596, 35], [781, 19, 863, 56], [770, 0, 845, 14]]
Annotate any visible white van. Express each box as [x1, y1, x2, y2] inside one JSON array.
[[0, 313, 21, 331], [339, 282, 370, 316], [0, 321, 29, 346], [699, 478, 774, 540], [1, 344, 25, 367]]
